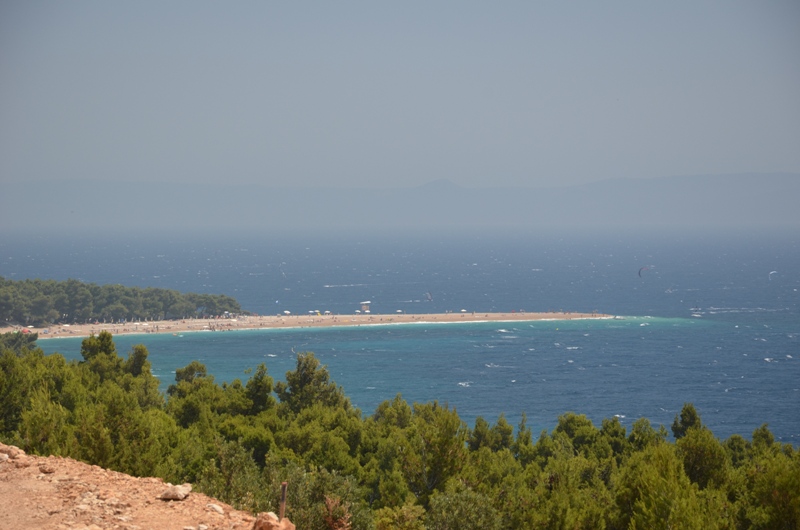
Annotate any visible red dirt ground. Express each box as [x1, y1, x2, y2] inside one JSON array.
[[0, 443, 258, 530]]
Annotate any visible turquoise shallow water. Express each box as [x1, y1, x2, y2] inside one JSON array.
[[5, 231, 799, 442]]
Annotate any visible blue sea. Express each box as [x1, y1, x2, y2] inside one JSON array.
[[2, 231, 798, 443]]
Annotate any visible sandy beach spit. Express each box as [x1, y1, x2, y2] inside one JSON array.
[[3, 311, 613, 340]]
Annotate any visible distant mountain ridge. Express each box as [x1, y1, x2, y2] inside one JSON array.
[[5, 173, 798, 235]]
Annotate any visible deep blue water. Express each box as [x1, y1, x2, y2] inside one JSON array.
[[2, 231, 798, 442]]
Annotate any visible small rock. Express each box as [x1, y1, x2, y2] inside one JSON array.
[[39, 463, 57, 474], [159, 483, 192, 501], [198, 525, 209, 530], [252, 512, 296, 530], [0, 453, 9, 463], [206, 503, 224, 515], [0, 443, 26, 459], [106, 497, 130, 508]]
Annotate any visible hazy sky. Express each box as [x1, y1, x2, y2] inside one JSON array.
[[1, 1, 798, 189]]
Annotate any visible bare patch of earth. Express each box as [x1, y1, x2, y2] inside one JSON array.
[[0, 443, 257, 530]]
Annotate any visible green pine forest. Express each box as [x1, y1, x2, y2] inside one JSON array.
[[0, 276, 245, 327], [1, 331, 798, 529]]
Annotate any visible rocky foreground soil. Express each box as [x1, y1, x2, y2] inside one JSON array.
[[0, 443, 293, 530]]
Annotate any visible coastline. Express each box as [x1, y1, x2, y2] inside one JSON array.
[[4, 311, 613, 341]]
